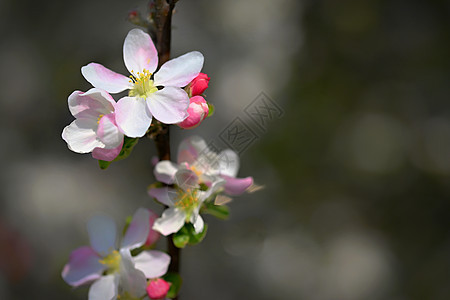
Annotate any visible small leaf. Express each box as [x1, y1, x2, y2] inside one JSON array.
[[163, 272, 182, 299], [173, 227, 190, 248], [202, 202, 230, 220], [98, 137, 139, 169], [207, 102, 215, 117]]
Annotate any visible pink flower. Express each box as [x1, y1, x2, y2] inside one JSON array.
[[62, 88, 124, 161], [189, 73, 210, 96], [81, 28, 204, 138], [145, 209, 160, 247], [177, 96, 209, 129], [146, 278, 171, 299]]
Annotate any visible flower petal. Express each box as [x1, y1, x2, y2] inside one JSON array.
[[221, 175, 253, 196], [68, 88, 115, 119], [81, 63, 132, 93], [190, 214, 204, 234], [97, 113, 123, 149], [148, 187, 174, 206], [62, 119, 103, 153], [123, 28, 158, 75], [153, 207, 186, 236], [153, 51, 204, 87], [177, 135, 208, 165], [174, 169, 199, 190], [61, 246, 105, 287], [87, 214, 117, 256], [134, 250, 171, 279], [217, 149, 240, 177], [115, 96, 152, 138], [92, 140, 123, 161], [88, 274, 118, 300], [154, 161, 179, 184], [119, 249, 147, 298], [121, 208, 150, 250], [147, 87, 189, 124]]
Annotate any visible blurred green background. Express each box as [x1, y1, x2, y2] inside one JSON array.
[[0, 0, 449, 299]]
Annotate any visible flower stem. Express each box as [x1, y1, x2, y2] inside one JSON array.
[[150, 0, 181, 298]]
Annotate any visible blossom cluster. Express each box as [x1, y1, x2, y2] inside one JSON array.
[[62, 28, 211, 162]]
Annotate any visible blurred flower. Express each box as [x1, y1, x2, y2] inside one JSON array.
[[154, 136, 253, 195], [145, 209, 160, 247], [149, 169, 224, 235], [62, 88, 124, 161], [81, 28, 204, 138], [62, 208, 170, 300], [177, 96, 209, 129], [188, 72, 210, 96], [146, 278, 171, 299]]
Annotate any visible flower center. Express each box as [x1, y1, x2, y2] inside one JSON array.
[[99, 250, 121, 274], [128, 69, 158, 98], [175, 188, 199, 220], [97, 114, 104, 124]]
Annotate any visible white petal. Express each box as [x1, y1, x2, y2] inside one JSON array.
[[68, 88, 115, 119], [87, 214, 117, 256], [88, 274, 118, 300], [115, 96, 152, 138], [82, 63, 132, 93], [217, 149, 240, 177], [97, 113, 123, 149], [133, 250, 171, 279], [123, 28, 158, 74], [154, 161, 179, 184], [153, 208, 186, 236], [177, 135, 208, 165], [174, 169, 199, 191], [62, 119, 104, 153], [121, 208, 150, 250], [148, 187, 175, 207], [119, 249, 147, 298], [190, 214, 204, 234], [153, 51, 204, 87], [147, 87, 189, 124]]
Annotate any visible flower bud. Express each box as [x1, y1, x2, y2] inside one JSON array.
[[147, 278, 171, 300], [178, 96, 209, 129], [189, 73, 210, 96], [145, 209, 160, 247]]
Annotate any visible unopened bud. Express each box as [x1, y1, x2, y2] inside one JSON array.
[[146, 278, 171, 300]]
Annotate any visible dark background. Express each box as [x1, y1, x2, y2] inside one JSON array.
[[0, 0, 449, 299]]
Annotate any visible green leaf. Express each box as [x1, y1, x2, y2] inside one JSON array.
[[202, 201, 230, 220], [173, 226, 190, 248], [173, 223, 208, 248], [98, 137, 139, 169], [163, 272, 182, 299], [207, 102, 215, 117], [188, 223, 207, 245]]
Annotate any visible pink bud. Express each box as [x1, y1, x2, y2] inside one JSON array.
[[145, 209, 160, 247], [177, 96, 209, 129], [147, 278, 171, 300], [189, 73, 210, 96]]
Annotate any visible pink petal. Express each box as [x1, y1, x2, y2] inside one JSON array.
[[68, 89, 115, 119], [146, 87, 190, 124], [147, 278, 171, 300], [61, 246, 105, 287], [177, 135, 208, 165], [154, 160, 178, 184], [96, 113, 123, 149], [153, 51, 204, 87], [145, 210, 161, 247], [81, 63, 132, 93], [115, 96, 152, 138], [177, 96, 209, 129], [134, 250, 170, 279], [221, 175, 253, 195], [123, 28, 158, 75], [92, 140, 123, 161], [121, 208, 150, 250]]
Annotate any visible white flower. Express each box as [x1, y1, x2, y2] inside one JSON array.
[[62, 208, 170, 300], [149, 169, 224, 236], [154, 136, 253, 195], [81, 28, 204, 138], [62, 88, 124, 161]]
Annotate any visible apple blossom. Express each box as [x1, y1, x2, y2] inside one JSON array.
[[188, 72, 210, 96], [62, 208, 170, 300], [177, 96, 209, 129], [149, 169, 224, 236], [147, 278, 171, 299], [154, 136, 253, 196], [62, 88, 124, 161], [81, 28, 204, 138]]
